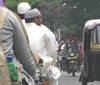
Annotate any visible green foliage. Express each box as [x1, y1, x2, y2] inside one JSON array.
[[4, 0, 39, 12], [4, 0, 100, 41]]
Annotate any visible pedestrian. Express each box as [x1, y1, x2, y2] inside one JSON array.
[[24, 8, 59, 85], [78, 42, 84, 65], [0, 0, 36, 85]]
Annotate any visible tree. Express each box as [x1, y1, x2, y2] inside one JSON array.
[[4, 0, 100, 41]]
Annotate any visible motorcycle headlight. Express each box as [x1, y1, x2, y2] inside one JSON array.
[[68, 53, 75, 57]]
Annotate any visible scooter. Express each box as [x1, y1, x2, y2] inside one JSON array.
[[35, 56, 58, 85], [35, 58, 49, 85]]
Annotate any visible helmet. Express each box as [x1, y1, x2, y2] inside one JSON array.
[[17, 2, 31, 14]]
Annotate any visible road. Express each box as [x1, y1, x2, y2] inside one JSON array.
[[58, 71, 100, 85]]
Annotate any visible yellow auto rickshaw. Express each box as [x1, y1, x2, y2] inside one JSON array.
[[80, 19, 100, 85]]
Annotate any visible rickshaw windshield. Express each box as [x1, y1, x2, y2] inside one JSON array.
[[92, 26, 100, 44]]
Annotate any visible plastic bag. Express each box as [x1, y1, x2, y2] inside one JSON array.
[[47, 65, 61, 80], [39, 56, 53, 76]]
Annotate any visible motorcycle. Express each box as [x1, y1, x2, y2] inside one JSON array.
[[35, 57, 60, 85], [56, 52, 63, 68], [35, 58, 49, 85], [66, 52, 79, 77], [60, 56, 67, 71]]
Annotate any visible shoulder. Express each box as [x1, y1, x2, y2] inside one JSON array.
[[7, 11, 17, 19], [4, 11, 20, 26], [41, 24, 47, 28], [0, 8, 16, 19], [41, 24, 50, 31]]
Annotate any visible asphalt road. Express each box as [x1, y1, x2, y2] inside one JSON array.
[[58, 71, 100, 85]]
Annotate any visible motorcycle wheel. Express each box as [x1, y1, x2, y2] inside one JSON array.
[[71, 64, 76, 77], [72, 71, 75, 77], [82, 76, 88, 85]]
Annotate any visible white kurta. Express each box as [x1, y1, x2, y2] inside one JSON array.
[[41, 24, 58, 51], [25, 23, 45, 55], [25, 23, 59, 85], [25, 23, 57, 73]]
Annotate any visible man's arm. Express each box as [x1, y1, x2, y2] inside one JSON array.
[[44, 33, 57, 64], [2, 10, 36, 79]]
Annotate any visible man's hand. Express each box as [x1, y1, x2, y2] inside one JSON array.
[[33, 53, 40, 64]]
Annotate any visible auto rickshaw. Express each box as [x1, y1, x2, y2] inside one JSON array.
[[80, 19, 100, 85]]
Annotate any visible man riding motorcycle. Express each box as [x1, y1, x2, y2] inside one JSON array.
[[64, 34, 80, 73]]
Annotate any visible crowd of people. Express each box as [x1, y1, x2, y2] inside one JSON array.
[[57, 34, 84, 72]]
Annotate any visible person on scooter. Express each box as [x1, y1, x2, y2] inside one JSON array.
[[0, 0, 36, 85], [24, 8, 59, 85]]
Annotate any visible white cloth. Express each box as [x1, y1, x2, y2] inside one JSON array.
[[41, 24, 59, 50], [25, 23, 57, 62], [25, 23, 59, 85], [22, 19, 26, 26], [25, 23, 45, 55], [25, 23, 57, 64], [61, 44, 65, 50]]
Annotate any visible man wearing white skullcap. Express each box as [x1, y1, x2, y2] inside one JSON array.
[[25, 8, 58, 50], [17, 2, 31, 14], [25, 8, 59, 85], [17, 2, 31, 25]]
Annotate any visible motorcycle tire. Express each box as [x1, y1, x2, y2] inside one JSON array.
[[71, 64, 76, 77], [72, 71, 75, 77], [82, 76, 88, 85]]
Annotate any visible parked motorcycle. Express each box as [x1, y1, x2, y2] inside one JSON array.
[[66, 52, 79, 77]]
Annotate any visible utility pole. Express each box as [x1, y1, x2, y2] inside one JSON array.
[[57, 28, 61, 41]]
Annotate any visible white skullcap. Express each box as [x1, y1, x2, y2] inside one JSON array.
[[25, 8, 41, 19], [17, 2, 31, 14]]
